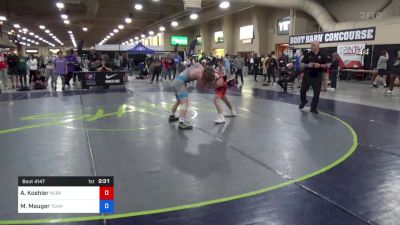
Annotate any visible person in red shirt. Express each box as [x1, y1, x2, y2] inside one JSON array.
[[167, 54, 173, 80], [161, 56, 167, 81], [0, 52, 8, 92], [212, 60, 236, 124]]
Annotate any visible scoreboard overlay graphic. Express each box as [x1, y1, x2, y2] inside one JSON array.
[[18, 177, 114, 214]]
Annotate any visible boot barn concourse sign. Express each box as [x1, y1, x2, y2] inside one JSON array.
[[289, 27, 376, 45]]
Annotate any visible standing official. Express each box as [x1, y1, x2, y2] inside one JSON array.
[[299, 41, 328, 114]]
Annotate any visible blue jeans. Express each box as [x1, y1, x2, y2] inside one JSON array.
[[331, 69, 338, 89]]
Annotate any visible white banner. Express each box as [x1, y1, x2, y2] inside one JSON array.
[[337, 43, 366, 68], [289, 27, 375, 45]]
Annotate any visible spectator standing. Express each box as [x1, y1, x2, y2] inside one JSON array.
[[387, 51, 400, 94], [64, 50, 78, 86], [373, 50, 389, 88], [234, 53, 245, 84], [167, 54, 174, 80], [0, 52, 7, 92], [121, 53, 129, 82], [7, 51, 19, 88], [266, 51, 278, 84], [149, 56, 162, 84], [27, 54, 38, 85], [172, 52, 182, 80], [329, 52, 340, 91], [87, 47, 101, 71], [223, 54, 231, 79], [253, 53, 261, 81], [44, 51, 56, 88], [73, 51, 82, 83], [17, 52, 28, 88], [54, 51, 67, 91]]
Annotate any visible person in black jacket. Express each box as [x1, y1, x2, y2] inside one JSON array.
[[299, 41, 328, 114], [387, 51, 400, 94], [253, 53, 261, 81]]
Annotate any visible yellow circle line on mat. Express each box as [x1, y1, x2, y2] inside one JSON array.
[[0, 112, 358, 225]]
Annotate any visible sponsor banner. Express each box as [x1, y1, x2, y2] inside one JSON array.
[[337, 44, 366, 68], [79, 71, 124, 88], [289, 27, 376, 45]]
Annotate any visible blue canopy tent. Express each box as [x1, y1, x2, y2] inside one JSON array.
[[127, 43, 155, 55]]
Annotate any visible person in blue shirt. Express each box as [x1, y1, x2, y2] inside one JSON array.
[[172, 52, 182, 79]]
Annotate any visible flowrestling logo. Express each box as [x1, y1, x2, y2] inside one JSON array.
[[0, 104, 161, 134], [0, 102, 208, 135]]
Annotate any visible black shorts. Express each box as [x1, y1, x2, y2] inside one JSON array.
[[8, 67, 18, 75], [18, 69, 27, 76], [377, 69, 386, 76]]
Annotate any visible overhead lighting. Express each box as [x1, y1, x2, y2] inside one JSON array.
[[39, 37, 43, 40], [34, 35, 39, 38], [152, 0, 160, 2], [49, 33, 54, 36], [219, 1, 230, 9], [39, 25, 45, 29], [68, 31, 72, 34], [82, 27, 88, 32], [61, 14, 68, 19], [0, 16, 6, 21], [22, 37, 26, 40], [190, 13, 198, 20], [149, 31, 154, 36], [106, 35, 110, 38], [45, 30, 50, 33], [129, 39, 133, 42], [56, 2, 64, 9], [125, 17, 132, 23], [113, 29, 119, 33], [118, 25, 124, 30], [29, 32, 34, 36], [22, 28, 28, 32], [110, 33, 114, 36], [64, 20, 70, 24], [171, 21, 178, 27], [135, 36, 139, 40], [159, 26, 165, 32], [141, 34, 145, 38], [134, 4, 143, 10]]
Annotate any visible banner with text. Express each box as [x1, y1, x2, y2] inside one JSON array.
[[289, 27, 376, 45], [337, 43, 366, 68]]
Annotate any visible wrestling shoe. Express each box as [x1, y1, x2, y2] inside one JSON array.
[[224, 110, 237, 117], [214, 115, 226, 124], [168, 115, 179, 122], [178, 122, 193, 130]]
